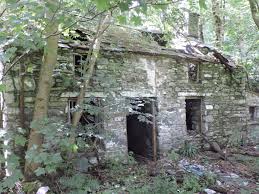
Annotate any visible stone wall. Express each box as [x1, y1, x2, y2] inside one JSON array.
[[246, 91, 259, 143], [155, 57, 248, 150], [2, 48, 248, 157]]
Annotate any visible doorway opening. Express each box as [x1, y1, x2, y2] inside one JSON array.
[[126, 98, 157, 161], [185, 98, 202, 135]]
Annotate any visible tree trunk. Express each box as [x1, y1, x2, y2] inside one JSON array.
[[24, 0, 59, 177], [212, 0, 224, 48], [248, 0, 259, 29], [71, 13, 111, 128], [0, 50, 3, 129], [19, 62, 25, 129]]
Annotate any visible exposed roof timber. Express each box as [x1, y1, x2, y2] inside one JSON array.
[[59, 27, 237, 70], [58, 40, 216, 63]]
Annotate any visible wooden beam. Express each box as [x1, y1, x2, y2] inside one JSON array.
[[152, 99, 157, 162]]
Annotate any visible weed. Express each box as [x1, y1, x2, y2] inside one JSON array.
[[179, 141, 198, 158], [168, 150, 180, 162]]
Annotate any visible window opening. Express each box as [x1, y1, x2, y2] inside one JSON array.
[[186, 99, 202, 134], [68, 98, 103, 132], [249, 106, 256, 121], [188, 63, 201, 83], [74, 54, 87, 77]]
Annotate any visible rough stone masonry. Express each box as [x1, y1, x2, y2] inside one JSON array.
[[1, 27, 249, 159]]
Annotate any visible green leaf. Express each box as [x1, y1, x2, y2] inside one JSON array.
[[140, 3, 148, 14], [63, 28, 70, 37], [26, 64, 34, 73], [153, 4, 167, 10], [14, 135, 27, 146], [71, 144, 78, 153], [45, 165, 56, 173], [6, 0, 17, 4], [117, 15, 127, 24], [0, 84, 6, 92], [131, 15, 142, 26], [199, 0, 207, 9], [0, 154, 5, 163], [118, 2, 130, 12], [35, 167, 45, 176], [94, 0, 109, 11]]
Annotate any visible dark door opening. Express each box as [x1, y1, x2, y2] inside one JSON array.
[[186, 99, 202, 134], [126, 98, 157, 161]]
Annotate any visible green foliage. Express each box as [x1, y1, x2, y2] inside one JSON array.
[[168, 150, 180, 162], [23, 181, 41, 193], [104, 172, 177, 194], [105, 153, 128, 173], [0, 128, 26, 192], [0, 169, 23, 192], [202, 0, 258, 79], [201, 172, 216, 186], [1, 0, 258, 193], [199, 0, 207, 10], [180, 175, 203, 193], [25, 119, 74, 176], [128, 151, 138, 165], [228, 129, 244, 147], [59, 173, 100, 193], [14, 135, 27, 146], [179, 141, 198, 158], [131, 15, 142, 25], [0, 84, 6, 92], [126, 184, 151, 194], [151, 175, 178, 194]]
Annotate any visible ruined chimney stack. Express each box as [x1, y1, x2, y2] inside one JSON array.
[[188, 12, 200, 40]]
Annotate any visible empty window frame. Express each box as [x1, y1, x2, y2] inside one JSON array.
[[73, 54, 87, 77], [68, 98, 103, 131], [188, 63, 201, 83], [249, 106, 257, 121]]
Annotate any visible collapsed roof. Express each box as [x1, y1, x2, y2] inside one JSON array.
[[58, 26, 237, 71]]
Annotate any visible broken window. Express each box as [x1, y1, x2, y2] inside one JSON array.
[[188, 63, 201, 83], [186, 99, 202, 134], [249, 106, 256, 121], [68, 98, 103, 131], [73, 54, 87, 77]]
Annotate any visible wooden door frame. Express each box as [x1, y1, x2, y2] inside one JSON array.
[[151, 99, 157, 161]]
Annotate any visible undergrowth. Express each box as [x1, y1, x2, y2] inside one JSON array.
[[179, 141, 198, 158]]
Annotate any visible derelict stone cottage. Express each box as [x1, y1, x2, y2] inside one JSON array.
[[2, 24, 252, 160]]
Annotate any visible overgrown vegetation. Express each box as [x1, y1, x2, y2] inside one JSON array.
[[179, 141, 198, 158], [0, 0, 258, 193]]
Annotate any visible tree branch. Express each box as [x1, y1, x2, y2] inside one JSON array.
[[248, 0, 259, 29], [0, 0, 21, 18], [44, 0, 177, 39], [1, 50, 30, 80], [71, 12, 112, 128]]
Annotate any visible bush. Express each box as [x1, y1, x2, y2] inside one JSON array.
[[59, 173, 100, 194], [168, 150, 180, 162], [180, 175, 203, 193], [179, 141, 198, 158]]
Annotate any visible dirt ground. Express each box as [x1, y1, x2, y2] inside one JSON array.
[[91, 145, 259, 194]]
